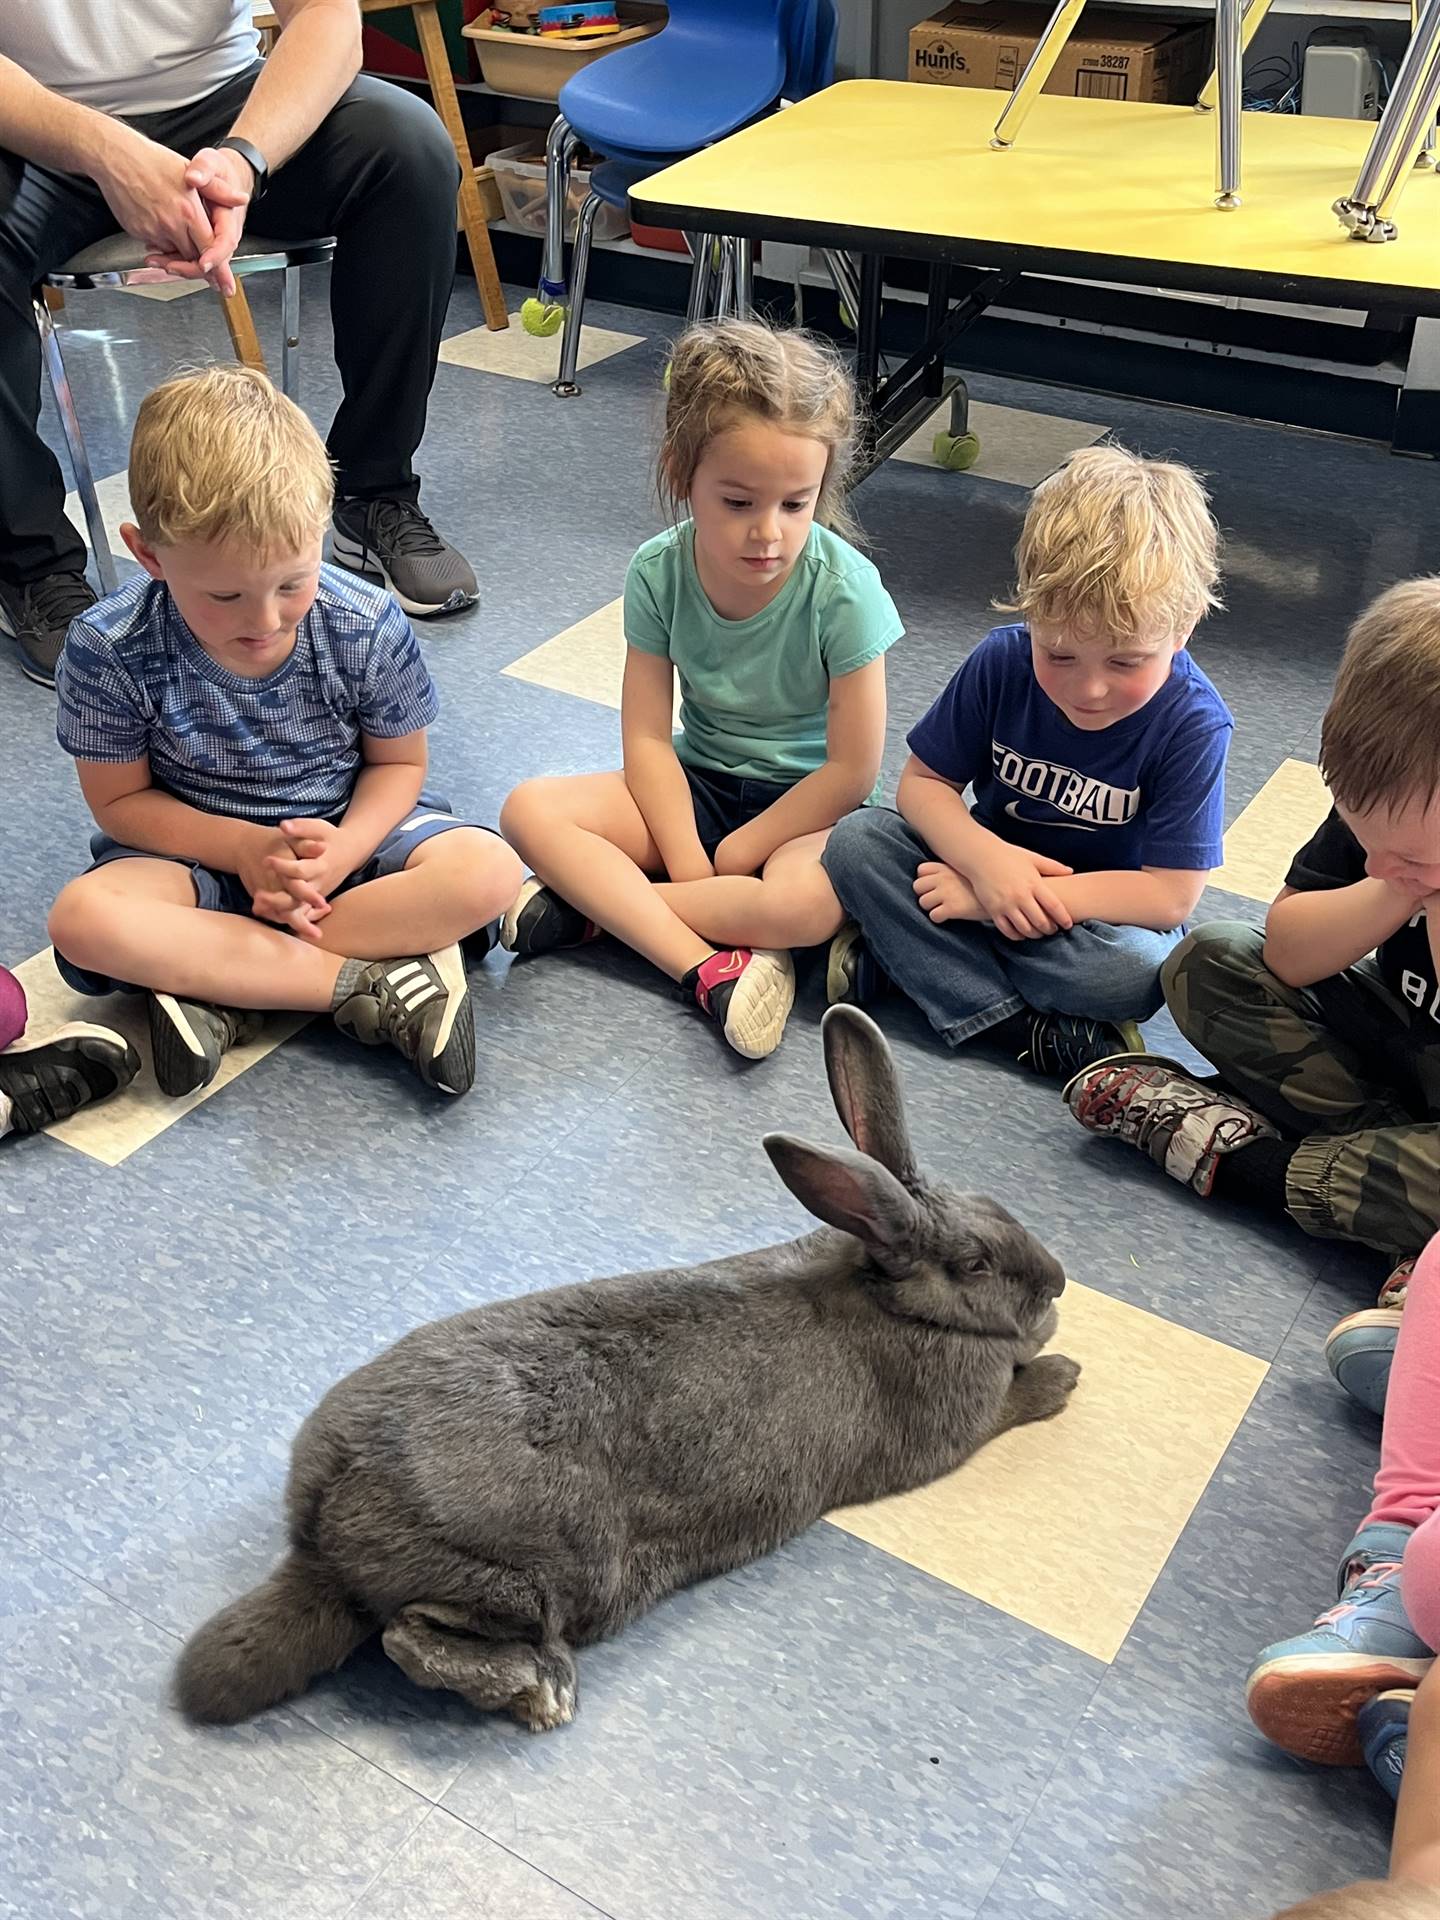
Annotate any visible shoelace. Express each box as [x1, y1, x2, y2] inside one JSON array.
[[25, 569, 94, 630], [1316, 1561, 1405, 1629], [1028, 1016, 1110, 1078], [370, 959, 443, 1056], [363, 498, 448, 559]]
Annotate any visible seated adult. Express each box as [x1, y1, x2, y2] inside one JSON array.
[[0, 0, 478, 687]]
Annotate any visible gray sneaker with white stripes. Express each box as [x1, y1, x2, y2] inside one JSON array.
[[331, 944, 475, 1095]]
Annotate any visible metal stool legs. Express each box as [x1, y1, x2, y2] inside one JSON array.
[[281, 265, 302, 400], [1336, 0, 1440, 240], [31, 291, 119, 595]]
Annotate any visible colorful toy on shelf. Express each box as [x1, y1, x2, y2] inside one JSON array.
[[487, 0, 546, 34], [538, 1, 620, 36]]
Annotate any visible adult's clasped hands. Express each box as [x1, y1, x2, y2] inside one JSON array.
[[96, 130, 254, 295]]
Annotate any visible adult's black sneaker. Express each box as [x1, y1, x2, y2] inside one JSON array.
[[331, 497, 478, 617], [0, 569, 97, 687]]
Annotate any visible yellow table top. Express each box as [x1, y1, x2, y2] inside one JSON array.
[[632, 81, 1440, 312]]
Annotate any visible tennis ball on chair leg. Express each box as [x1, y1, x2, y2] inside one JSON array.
[[0, 966, 27, 1051], [521, 297, 565, 338]]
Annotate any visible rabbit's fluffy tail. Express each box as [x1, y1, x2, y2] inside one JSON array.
[[174, 1550, 372, 1724]]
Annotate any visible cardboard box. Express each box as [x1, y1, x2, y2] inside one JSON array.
[[908, 3, 1209, 105]]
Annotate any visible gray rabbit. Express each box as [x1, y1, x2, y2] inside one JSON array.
[[177, 1006, 1079, 1733]]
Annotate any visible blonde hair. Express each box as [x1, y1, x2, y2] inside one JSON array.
[[1273, 1882, 1440, 1918], [1320, 578, 1440, 815], [129, 363, 334, 556], [1003, 442, 1222, 643], [659, 319, 859, 537]]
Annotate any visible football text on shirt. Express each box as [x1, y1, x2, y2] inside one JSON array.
[[991, 740, 1140, 829]]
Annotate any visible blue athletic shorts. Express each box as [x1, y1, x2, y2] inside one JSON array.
[[54, 792, 491, 997]]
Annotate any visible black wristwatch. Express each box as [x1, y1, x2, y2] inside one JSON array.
[[216, 135, 269, 202]]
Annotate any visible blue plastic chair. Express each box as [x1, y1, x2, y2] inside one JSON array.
[[524, 0, 836, 394]]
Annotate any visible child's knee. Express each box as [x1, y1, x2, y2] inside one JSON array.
[[475, 835, 524, 922], [48, 876, 108, 966], [499, 778, 560, 853], [1160, 917, 1264, 1009], [821, 807, 902, 899]]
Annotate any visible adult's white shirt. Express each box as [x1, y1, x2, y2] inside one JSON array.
[[0, 1, 260, 118]]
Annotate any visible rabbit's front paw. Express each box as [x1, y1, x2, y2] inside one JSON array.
[[993, 1352, 1081, 1436], [1021, 1352, 1081, 1421]]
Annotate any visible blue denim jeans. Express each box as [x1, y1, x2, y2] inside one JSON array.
[[820, 807, 1184, 1046]]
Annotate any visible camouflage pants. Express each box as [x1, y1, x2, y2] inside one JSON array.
[[1163, 920, 1440, 1262]]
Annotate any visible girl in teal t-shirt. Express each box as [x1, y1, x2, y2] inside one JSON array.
[[499, 319, 903, 1061]]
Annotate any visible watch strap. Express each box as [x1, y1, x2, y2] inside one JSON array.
[[217, 135, 269, 201]]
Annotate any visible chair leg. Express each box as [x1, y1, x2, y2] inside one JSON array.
[[715, 238, 737, 320], [684, 233, 715, 325], [1213, 0, 1244, 208], [1335, 0, 1440, 240], [220, 283, 268, 376], [33, 293, 118, 595], [281, 265, 301, 400], [553, 192, 601, 397], [990, 0, 1086, 148], [734, 236, 755, 319]]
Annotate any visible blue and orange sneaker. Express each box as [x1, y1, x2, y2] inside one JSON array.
[[1246, 1553, 1433, 1765], [683, 947, 795, 1059], [1357, 1688, 1412, 1801], [1324, 1257, 1414, 1417]]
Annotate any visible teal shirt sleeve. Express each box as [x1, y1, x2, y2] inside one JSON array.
[[622, 547, 673, 659], [819, 560, 904, 679]]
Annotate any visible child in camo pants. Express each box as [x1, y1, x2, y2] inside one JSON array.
[[1065, 578, 1440, 1293]]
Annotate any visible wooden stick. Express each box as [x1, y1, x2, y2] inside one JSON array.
[[220, 283, 269, 374], [411, 0, 509, 331]]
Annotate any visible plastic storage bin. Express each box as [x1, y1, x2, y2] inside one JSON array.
[[489, 140, 631, 241], [461, 9, 663, 100]]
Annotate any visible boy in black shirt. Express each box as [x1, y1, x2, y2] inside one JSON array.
[[1064, 578, 1440, 1284]]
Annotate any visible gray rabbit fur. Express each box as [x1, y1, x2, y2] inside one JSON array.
[[177, 1006, 1079, 1733]]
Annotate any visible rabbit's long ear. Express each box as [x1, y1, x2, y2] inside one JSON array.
[[821, 1006, 919, 1187], [764, 1133, 921, 1257]]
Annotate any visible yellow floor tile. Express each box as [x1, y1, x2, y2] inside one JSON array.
[[827, 1279, 1267, 1663], [1215, 757, 1331, 904], [63, 471, 135, 562], [9, 948, 306, 1167], [439, 313, 642, 384], [502, 597, 680, 722], [895, 399, 1106, 486]]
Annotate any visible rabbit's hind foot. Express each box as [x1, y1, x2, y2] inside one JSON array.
[[513, 1658, 579, 1734], [382, 1606, 579, 1731]]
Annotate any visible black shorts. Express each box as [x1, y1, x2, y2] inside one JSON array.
[[681, 763, 797, 860]]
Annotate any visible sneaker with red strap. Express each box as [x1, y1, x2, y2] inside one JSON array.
[[682, 948, 795, 1059]]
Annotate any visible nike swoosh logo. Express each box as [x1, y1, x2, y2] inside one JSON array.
[[1004, 801, 1099, 831]]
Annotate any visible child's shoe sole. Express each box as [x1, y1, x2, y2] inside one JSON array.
[[1246, 1653, 1433, 1766], [722, 948, 797, 1059]]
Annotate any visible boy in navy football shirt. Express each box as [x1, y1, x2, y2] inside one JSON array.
[[821, 444, 1231, 1079], [49, 367, 521, 1100]]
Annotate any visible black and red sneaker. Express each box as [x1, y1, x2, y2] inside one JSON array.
[[500, 878, 602, 958], [682, 947, 795, 1059]]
